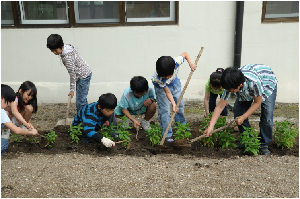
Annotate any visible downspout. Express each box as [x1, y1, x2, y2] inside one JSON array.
[[233, 1, 244, 69]]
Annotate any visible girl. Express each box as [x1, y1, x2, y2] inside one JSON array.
[[204, 68, 228, 118], [5, 81, 38, 130]]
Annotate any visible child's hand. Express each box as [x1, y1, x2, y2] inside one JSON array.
[[203, 126, 213, 137], [172, 104, 179, 114], [68, 91, 74, 98], [133, 120, 141, 129], [30, 129, 38, 136], [144, 98, 152, 107], [101, 137, 115, 147], [26, 123, 34, 130], [189, 63, 197, 71], [235, 116, 246, 125]]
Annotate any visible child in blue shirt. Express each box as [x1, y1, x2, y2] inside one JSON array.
[[115, 76, 156, 131], [151, 52, 197, 142], [203, 65, 278, 155]]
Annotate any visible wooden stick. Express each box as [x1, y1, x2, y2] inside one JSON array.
[[65, 95, 72, 125], [160, 47, 204, 146]]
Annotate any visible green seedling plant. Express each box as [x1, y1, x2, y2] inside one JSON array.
[[10, 133, 23, 143], [173, 121, 192, 141], [145, 123, 162, 147], [68, 123, 83, 143], [274, 121, 298, 149], [101, 123, 115, 141], [218, 128, 237, 149], [115, 116, 132, 146], [199, 112, 219, 147], [45, 130, 58, 148], [239, 126, 261, 155]]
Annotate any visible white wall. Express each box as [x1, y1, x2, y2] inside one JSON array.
[[241, 1, 299, 103], [1, 1, 298, 104]]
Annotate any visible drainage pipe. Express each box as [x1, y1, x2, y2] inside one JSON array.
[[233, 1, 244, 69]]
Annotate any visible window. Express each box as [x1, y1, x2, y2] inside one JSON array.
[[1, 1, 178, 28], [262, 1, 299, 22]]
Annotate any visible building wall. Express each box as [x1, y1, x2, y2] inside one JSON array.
[[1, 1, 298, 104]]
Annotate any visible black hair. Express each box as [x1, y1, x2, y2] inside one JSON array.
[[130, 76, 149, 93], [46, 34, 64, 50], [98, 93, 117, 110], [221, 67, 245, 90], [209, 68, 224, 89], [1, 84, 15, 104], [16, 81, 38, 113], [156, 56, 175, 77]]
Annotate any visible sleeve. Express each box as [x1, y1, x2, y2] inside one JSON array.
[[118, 93, 130, 110], [174, 55, 185, 67], [82, 113, 103, 143], [205, 79, 211, 93], [221, 90, 231, 101], [1, 109, 11, 124], [253, 81, 263, 98], [62, 54, 77, 92]]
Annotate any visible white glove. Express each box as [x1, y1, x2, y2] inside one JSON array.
[[101, 137, 115, 148]]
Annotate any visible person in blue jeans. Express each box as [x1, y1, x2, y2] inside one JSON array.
[[151, 52, 197, 142], [203, 65, 278, 155], [46, 34, 92, 112]]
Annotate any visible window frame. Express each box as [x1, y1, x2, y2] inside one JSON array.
[[1, 1, 178, 28], [262, 1, 299, 22]]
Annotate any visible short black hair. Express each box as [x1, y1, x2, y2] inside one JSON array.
[[98, 93, 117, 110], [1, 84, 15, 104], [46, 34, 64, 50], [221, 67, 245, 90], [209, 68, 224, 89], [130, 76, 148, 93], [156, 56, 175, 77]]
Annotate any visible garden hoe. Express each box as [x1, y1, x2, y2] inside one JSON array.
[[56, 95, 74, 126], [156, 47, 205, 149], [172, 119, 237, 149]]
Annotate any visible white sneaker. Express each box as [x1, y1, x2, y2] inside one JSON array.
[[2, 129, 11, 139], [141, 119, 151, 131], [121, 119, 131, 128]]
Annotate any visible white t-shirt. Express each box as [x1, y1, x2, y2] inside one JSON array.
[[1, 109, 11, 128]]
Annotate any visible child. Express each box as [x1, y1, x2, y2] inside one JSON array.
[[203, 65, 278, 155], [152, 52, 197, 142], [4, 81, 38, 138], [204, 68, 228, 118], [115, 76, 157, 131], [1, 84, 38, 155], [72, 93, 118, 147], [46, 34, 92, 112]]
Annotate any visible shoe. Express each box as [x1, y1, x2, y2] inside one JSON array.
[[110, 133, 119, 139], [260, 147, 270, 155], [141, 119, 151, 131], [1, 129, 11, 139], [121, 119, 130, 128], [165, 137, 174, 142]]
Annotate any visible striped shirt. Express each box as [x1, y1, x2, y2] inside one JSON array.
[[60, 44, 92, 92], [151, 56, 185, 88], [72, 102, 117, 143], [221, 64, 278, 101]]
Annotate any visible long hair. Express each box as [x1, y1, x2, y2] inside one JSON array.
[[16, 81, 38, 113]]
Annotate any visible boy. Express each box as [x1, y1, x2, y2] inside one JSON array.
[[46, 34, 92, 112], [203, 65, 278, 155], [1, 84, 38, 155], [115, 76, 156, 131], [72, 93, 117, 147], [152, 52, 197, 142]]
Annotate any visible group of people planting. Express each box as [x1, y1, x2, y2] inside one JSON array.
[[1, 34, 278, 156]]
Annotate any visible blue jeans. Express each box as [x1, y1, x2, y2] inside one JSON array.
[[233, 85, 277, 148], [209, 92, 228, 116], [76, 72, 92, 112], [154, 79, 186, 138], [1, 138, 9, 156]]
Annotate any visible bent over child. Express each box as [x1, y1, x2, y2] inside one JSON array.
[[203, 64, 278, 155], [46, 34, 92, 112], [152, 52, 197, 142], [72, 93, 118, 147], [115, 76, 156, 131]]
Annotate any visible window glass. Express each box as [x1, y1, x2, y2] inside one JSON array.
[[1, 1, 14, 25], [265, 1, 299, 19], [19, 1, 69, 24], [74, 1, 120, 23], [126, 1, 175, 22]]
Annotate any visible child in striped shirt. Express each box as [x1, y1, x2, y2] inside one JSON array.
[[203, 65, 278, 155]]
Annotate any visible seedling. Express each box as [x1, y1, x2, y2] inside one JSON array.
[[239, 126, 261, 155], [199, 113, 219, 147], [173, 122, 192, 141], [218, 128, 237, 149], [45, 130, 58, 148], [101, 124, 115, 141], [274, 121, 298, 149], [69, 123, 83, 143], [115, 116, 132, 146], [145, 123, 162, 147], [10, 133, 23, 143]]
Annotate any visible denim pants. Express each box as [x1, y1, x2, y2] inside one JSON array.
[[154, 79, 186, 138], [233, 85, 277, 148], [1, 138, 9, 156], [209, 92, 228, 116], [76, 72, 92, 112]]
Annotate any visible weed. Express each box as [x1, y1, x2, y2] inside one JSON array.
[[68, 123, 84, 143], [145, 123, 162, 147], [10, 134, 23, 142], [45, 130, 58, 148], [274, 121, 298, 149], [240, 126, 261, 155], [173, 121, 192, 140]]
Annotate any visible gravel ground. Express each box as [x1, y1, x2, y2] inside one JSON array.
[[1, 101, 299, 198]]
